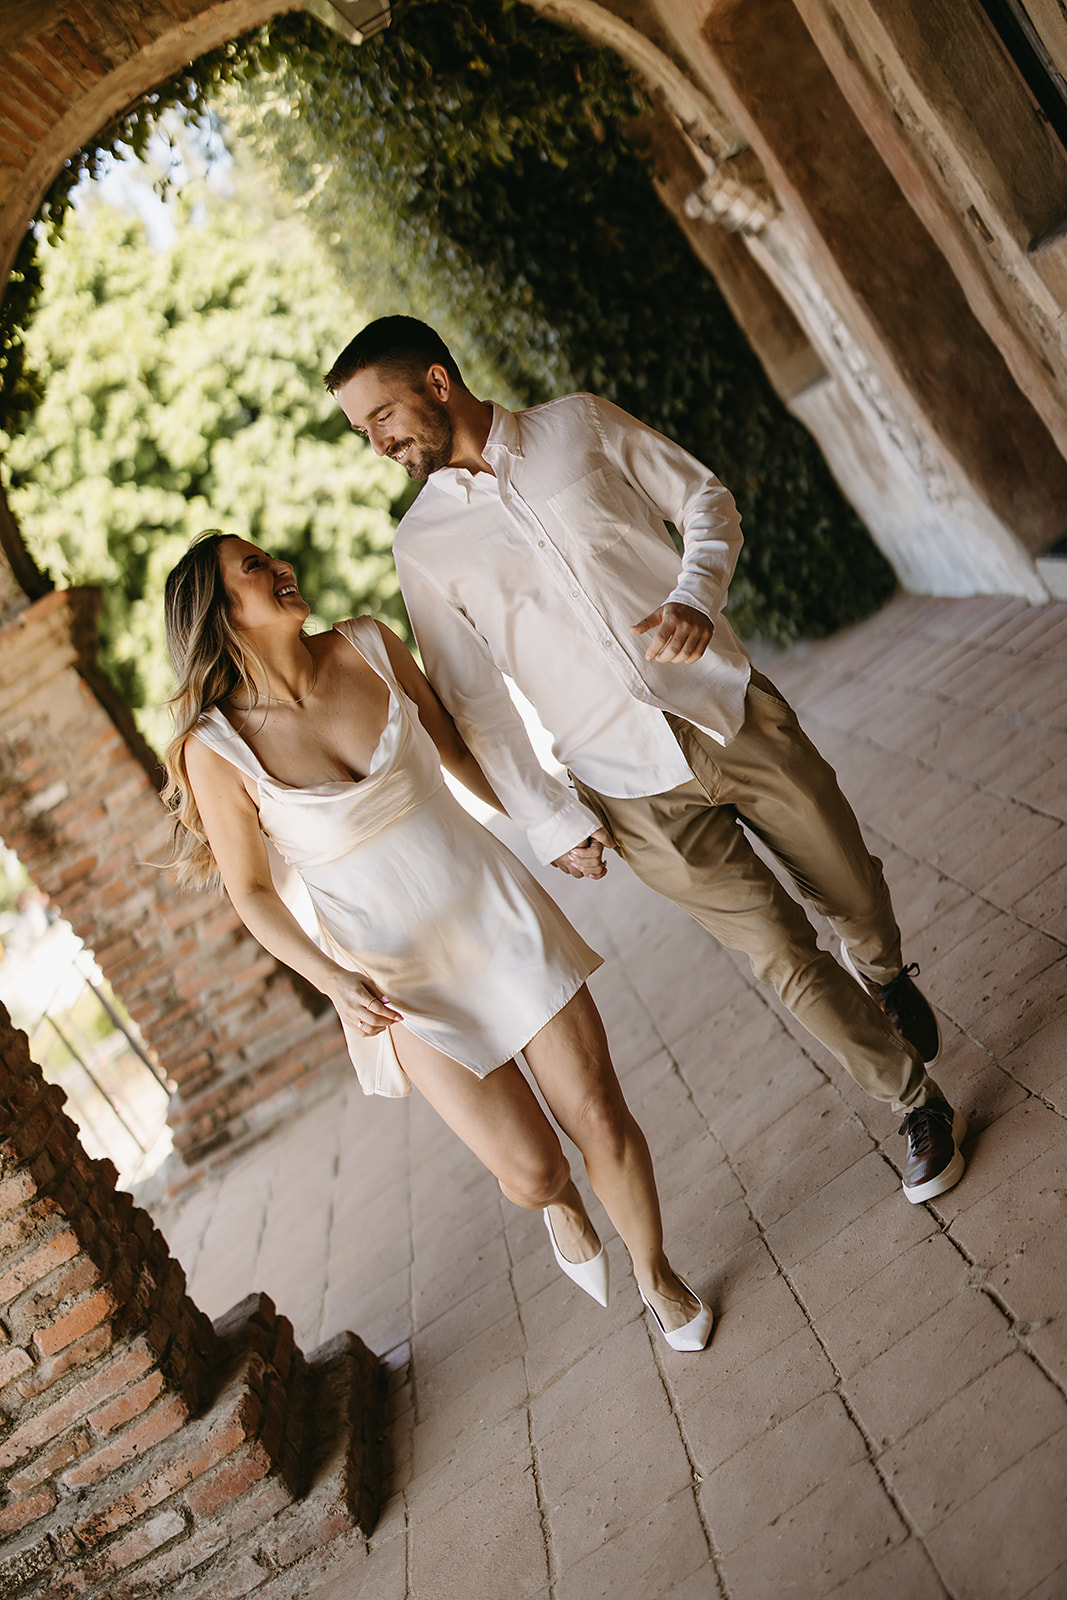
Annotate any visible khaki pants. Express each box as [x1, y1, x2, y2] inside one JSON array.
[[572, 673, 935, 1111]]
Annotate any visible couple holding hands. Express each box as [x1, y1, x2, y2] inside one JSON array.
[[163, 316, 965, 1356]]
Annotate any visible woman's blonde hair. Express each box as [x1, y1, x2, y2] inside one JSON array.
[[161, 530, 267, 889]]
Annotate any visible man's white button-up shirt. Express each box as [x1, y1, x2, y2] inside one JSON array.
[[394, 393, 752, 864]]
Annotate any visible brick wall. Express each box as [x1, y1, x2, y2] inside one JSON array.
[[0, 1005, 384, 1598], [0, 587, 353, 1169]]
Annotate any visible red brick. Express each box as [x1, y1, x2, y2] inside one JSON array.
[[74, 1379, 264, 1543], [0, 1196, 59, 1251], [62, 1393, 190, 1487], [7, 1425, 93, 1494], [0, 119, 35, 157], [30, 28, 96, 92], [90, 1368, 166, 1434], [0, 89, 49, 139], [199, 1469, 294, 1540], [0, 1339, 153, 1468], [22, 1251, 100, 1323], [0, 1343, 33, 1387], [34, 1283, 118, 1357], [53, 22, 106, 80], [0, 1226, 80, 1303], [92, 1506, 187, 1580], [0, 1488, 56, 1539], [184, 1440, 273, 1517], [18, 1321, 113, 1397]]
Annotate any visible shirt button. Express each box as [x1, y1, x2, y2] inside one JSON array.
[[571, 589, 579, 598], [602, 639, 613, 649], [538, 540, 546, 548]]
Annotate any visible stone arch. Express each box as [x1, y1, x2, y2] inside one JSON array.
[[2, 0, 1067, 1173]]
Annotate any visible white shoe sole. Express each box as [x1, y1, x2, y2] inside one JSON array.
[[902, 1110, 968, 1204], [839, 942, 942, 1067]]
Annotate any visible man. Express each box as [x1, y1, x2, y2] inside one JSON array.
[[325, 316, 967, 1205]]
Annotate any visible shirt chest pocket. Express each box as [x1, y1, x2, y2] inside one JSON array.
[[545, 468, 634, 557]]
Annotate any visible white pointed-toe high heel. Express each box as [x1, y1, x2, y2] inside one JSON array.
[[640, 1278, 713, 1352], [543, 1209, 610, 1307]]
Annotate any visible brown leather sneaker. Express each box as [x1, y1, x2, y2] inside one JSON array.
[[841, 948, 942, 1064], [898, 1098, 967, 1203]]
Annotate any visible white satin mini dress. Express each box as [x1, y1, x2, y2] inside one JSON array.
[[192, 617, 601, 1097]]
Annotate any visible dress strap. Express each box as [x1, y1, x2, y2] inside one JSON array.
[[333, 617, 403, 694], [190, 706, 270, 783]]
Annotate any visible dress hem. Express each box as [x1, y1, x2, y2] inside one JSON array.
[[354, 952, 603, 1099]]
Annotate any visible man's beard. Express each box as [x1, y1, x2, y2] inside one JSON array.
[[391, 400, 454, 480]]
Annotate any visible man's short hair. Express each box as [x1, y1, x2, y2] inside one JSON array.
[[324, 316, 465, 395]]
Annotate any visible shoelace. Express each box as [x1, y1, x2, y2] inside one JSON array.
[[898, 1101, 951, 1145], [879, 961, 922, 1026]]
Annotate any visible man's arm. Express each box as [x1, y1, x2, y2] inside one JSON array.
[[398, 554, 609, 870], [594, 395, 743, 663]]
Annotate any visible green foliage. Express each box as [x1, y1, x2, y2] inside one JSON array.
[[1, 177, 412, 749], [221, 0, 896, 642]]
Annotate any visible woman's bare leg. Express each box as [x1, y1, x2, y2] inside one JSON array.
[[391, 1025, 601, 1261], [522, 987, 701, 1333]]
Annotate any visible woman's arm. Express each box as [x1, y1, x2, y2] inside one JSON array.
[[183, 735, 401, 1035], [374, 621, 504, 812]]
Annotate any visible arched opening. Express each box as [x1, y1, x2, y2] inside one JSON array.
[[0, 0, 903, 1174]]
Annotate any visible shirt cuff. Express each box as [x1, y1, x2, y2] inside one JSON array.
[[527, 797, 605, 865], [664, 584, 717, 623]]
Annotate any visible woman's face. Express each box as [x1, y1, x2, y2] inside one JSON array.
[[217, 538, 310, 633]]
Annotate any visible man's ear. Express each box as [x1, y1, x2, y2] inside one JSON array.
[[425, 362, 452, 402]]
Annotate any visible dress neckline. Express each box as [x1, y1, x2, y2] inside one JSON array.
[[202, 621, 401, 794]]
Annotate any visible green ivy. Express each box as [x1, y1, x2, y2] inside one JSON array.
[[221, 0, 898, 642]]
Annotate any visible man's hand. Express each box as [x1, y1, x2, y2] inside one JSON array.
[[630, 602, 714, 664], [551, 827, 616, 880]]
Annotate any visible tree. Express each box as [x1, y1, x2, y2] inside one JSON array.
[[1, 167, 413, 748]]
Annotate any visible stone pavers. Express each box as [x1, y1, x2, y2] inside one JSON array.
[[145, 594, 1067, 1599]]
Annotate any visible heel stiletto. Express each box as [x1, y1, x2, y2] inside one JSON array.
[[543, 1209, 609, 1307], [640, 1278, 713, 1352]]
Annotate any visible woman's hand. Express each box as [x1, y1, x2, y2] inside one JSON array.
[[325, 969, 404, 1038]]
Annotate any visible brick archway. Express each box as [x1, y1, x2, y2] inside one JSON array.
[[0, 0, 298, 291]]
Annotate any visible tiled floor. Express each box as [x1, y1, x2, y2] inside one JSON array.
[[146, 593, 1067, 1599]]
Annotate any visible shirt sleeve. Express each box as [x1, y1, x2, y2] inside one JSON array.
[[397, 553, 603, 864], [592, 395, 744, 622]]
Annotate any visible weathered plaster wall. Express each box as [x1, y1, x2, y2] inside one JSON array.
[[794, 0, 1067, 464], [636, 0, 1067, 597]]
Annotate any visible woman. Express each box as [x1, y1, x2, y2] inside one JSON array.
[[163, 530, 711, 1351]]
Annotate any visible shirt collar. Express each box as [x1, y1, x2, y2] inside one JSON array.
[[484, 402, 523, 461], [427, 402, 521, 500]]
